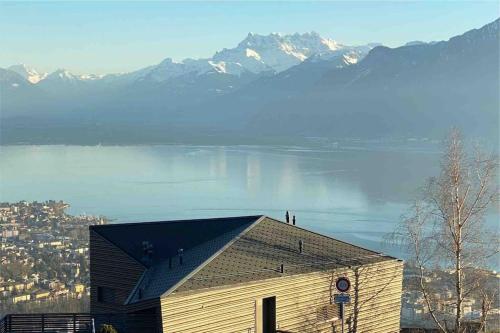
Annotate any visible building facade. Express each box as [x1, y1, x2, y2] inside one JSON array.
[[90, 215, 403, 333]]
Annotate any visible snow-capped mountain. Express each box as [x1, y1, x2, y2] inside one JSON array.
[[35, 69, 87, 95], [6, 66, 105, 86], [215, 19, 499, 139], [3, 32, 374, 89], [2, 19, 497, 145], [213, 32, 344, 73], [108, 32, 375, 84], [0, 68, 31, 88], [44, 69, 81, 82], [8, 64, 47, 84]]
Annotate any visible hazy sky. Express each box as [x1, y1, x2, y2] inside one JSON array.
[[1, 1, 498, 74]]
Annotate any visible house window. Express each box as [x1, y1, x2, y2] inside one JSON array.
[[97, 286, 117, 304]]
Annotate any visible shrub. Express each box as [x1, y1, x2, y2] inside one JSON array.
[[98, 324, 118, 333]]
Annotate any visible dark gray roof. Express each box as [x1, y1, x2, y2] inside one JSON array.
[[90, 215, 261, 267], [91, 215, 396, 305], [127, 220, 255, 303], [176, 217, 393, 293]]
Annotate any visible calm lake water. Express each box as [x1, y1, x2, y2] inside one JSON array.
[[1, 144, 496, 260]]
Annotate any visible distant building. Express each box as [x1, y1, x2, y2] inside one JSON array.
[[90, 216, 403, 333], [11, 294, 30, 304], [32, 289, 51, 301]]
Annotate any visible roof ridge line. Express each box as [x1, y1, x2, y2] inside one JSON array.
[[159, 215, 267, 298], [125, 270, 148, 305], [90, 215, 264, 228]]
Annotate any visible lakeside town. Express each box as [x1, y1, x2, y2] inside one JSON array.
[[401, 266, 500, 329], [0, 200, 106, 315]]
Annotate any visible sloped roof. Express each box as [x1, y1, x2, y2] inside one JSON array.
[[91, 216, 395, 305], [90, 215, 261, 267], [127, 220, 256, 303], [176, 217, 391, 293]]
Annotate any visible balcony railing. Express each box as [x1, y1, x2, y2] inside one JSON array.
[[0, 313, 160, 333]]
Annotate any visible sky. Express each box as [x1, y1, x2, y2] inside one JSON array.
[[1, 1, 498, 75]]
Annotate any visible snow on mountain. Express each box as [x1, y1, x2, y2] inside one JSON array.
[[2, 19, 498, 143], [124, 56, 249, 84], [41, 69, 83, 85], [79, 73, 105, 80], [212, 32, 346, 73], [9, 32, 376, 87], [122, 32, 375, 83], [8, 64, 47, 84], [138, 58, 193, 82], [37, 69, 105, 85], [0, 68, 30, 86]]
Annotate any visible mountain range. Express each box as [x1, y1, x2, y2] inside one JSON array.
[[1, 20, 498, 144]]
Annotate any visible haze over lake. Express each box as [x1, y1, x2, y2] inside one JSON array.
[[1, 143, 496, 259]]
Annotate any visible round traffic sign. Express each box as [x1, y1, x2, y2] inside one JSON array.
[[335, 277, 351, 293]]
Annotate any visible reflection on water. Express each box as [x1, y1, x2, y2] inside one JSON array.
[[1, 144, 496, 260]]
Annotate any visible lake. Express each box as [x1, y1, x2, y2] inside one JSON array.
[[1, 144, 495, 260]]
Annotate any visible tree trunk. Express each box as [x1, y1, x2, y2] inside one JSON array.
[[455, 227, 462, 333]]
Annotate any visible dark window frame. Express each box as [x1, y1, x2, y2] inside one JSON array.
[[97, 286, 117, 304]]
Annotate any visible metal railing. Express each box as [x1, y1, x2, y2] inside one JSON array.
[[0, 313, 92, 333], [0, 315, 7, 333], [0, 313, 160, 333]]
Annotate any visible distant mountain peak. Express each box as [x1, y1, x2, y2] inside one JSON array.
[[6, 31, 376, 85], [159, 57, 177, 65], [210, 31, 357, 73], [1, 20, 497, 144], [404, 41, 427, 46], [111, 31, 374, 84], [237, 31, 341, 53], [8, 64, 47, 84], [49, 69, 78, 80]]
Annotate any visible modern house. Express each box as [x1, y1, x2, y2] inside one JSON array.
[[89, 215, 403, 333]]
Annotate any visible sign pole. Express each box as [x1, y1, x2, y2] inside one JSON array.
[[334, 277, 350, 333], [340, 303, 344, 333]]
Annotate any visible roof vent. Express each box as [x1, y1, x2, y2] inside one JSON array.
[[141, 241, 154, 265], [178, 248, 184, 266], [299, 240, 304, 254]]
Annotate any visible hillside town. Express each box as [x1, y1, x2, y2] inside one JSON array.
[[401, 265, 500, 329], [0, 200, 106, 315]]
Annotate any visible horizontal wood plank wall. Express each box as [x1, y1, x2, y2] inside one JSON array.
[[89, 230, 146, 314], [161, 259, 403, 333]]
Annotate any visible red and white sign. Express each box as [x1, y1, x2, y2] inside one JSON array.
[[335, 277, 351, 293]]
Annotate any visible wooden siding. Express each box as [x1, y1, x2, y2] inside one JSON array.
[[89, 230, 146, 314], [160, 259, 403, 333]]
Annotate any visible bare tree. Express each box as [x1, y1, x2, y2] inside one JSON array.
[[395, 129, 499, 333]]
